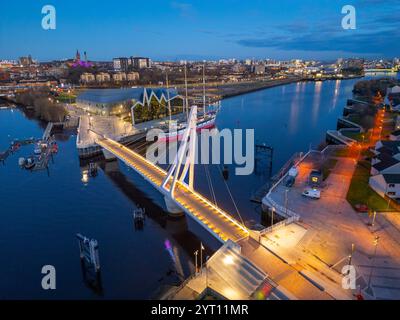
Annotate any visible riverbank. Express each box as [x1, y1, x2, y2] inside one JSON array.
[[183, 75, 365, 103], [180, 76, 302, 102], [215, 76, 302, 99]]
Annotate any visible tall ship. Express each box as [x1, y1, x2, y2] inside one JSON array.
[[158, 64, 220, 142]]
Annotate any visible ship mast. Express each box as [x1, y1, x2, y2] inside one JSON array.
[[184, 62, 189, 120], [203, 62, 206, 117], [166, 71, 172, 122]]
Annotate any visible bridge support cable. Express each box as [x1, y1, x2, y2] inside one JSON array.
[[162, 106, 197, 198], [203, 164, 218, 208], [217, 165, 246, 228]]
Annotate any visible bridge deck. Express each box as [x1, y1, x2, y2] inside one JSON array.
[[97, 137, 249, 242]]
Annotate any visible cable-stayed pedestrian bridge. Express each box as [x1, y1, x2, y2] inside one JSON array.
[[95, 106, 249, 244]]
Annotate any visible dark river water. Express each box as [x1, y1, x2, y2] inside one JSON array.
[[0, 78, 374, 299]]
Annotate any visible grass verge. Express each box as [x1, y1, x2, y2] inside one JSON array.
[[346, 160, 397, 211]]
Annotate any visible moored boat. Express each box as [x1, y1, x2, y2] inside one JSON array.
[[158, 111, 218, 142], [24, 157, 36, 170], [158, 63, 220, 142]]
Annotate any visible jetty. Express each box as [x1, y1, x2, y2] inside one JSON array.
[[251, 152, 303, 203]]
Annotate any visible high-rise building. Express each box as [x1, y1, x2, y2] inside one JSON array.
[[19, 55, 33, 66], [113, 57, 129, 71], [131, 57, 151, 69]]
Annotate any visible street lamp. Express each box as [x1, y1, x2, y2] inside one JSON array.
[[194, 250, 198, 274], [223, 255, 234, 265], [200, 242, 205, 274], [369, 211, 377, 227], [284, 189, 289, 216], [367, 236, 380, 294], [387, 197, 392, 210], [348, 243, 355, 272], [271, 206, 275, 227], [205, 255, 210, 290]]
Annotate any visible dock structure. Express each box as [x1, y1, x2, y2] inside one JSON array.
[[76, 233, 101, 272], [251, 152, 303, 203], [1, 138, 36, 163], [347, 98, 374, 107], [326, 130, 356, 146], [12, 138, 37, 146], [32, 137, 56, 171], [42, 122, 54, 141], [76, 114, 141, 158], [133, 206, 146, 229], [0, 149, 11, 163]]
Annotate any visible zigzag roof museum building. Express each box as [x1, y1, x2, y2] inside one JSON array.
[[76, 88, 183, 122]]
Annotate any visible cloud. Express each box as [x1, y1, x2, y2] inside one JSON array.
[[236, 28, 399, 56], [170, 2, 195, 18], [356, 0, 400, 6], [234, 3, 400, 57]]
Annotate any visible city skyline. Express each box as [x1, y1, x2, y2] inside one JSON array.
[[1, 0, 399, 61]]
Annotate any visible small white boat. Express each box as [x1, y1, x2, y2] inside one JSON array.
[[34, 143, 42, 155], [18, 157, 25, 167]]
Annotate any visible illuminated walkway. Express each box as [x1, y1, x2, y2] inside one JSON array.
[[97, 137, 249, 243]]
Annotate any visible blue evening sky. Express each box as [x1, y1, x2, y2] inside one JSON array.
[[0, 0, 399, 61]]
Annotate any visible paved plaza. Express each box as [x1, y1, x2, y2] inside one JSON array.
[[265, 152, 400, 299]]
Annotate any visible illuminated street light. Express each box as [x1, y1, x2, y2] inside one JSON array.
[[200, 242, 205, 273], [368, 211, 377, 227], [194, 250, 198, 274], [348, 243, 355, 272], [367, 236, 380, 294], [284, 189, 289, 216], [271, 206, 275, 227], [387, 197, 392, 210], [205, 255, 210, 289], [223, 255, 234, 265]]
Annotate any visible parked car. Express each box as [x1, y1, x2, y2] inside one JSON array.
[[302, 188, 321, 199], [285, 176, 295, 187], [354, 204, 369, 213]]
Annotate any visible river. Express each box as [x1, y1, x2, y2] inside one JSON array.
[[0, 77, 376, 299]]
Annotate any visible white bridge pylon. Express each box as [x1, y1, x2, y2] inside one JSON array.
[[161, 105, 197, 198]]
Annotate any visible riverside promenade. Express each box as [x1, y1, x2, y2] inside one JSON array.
[[261, 146, 400, 299]]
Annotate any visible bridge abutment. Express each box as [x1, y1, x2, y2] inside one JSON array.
[[164, 195, 184, 216], [102, 148, 117, 161]]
